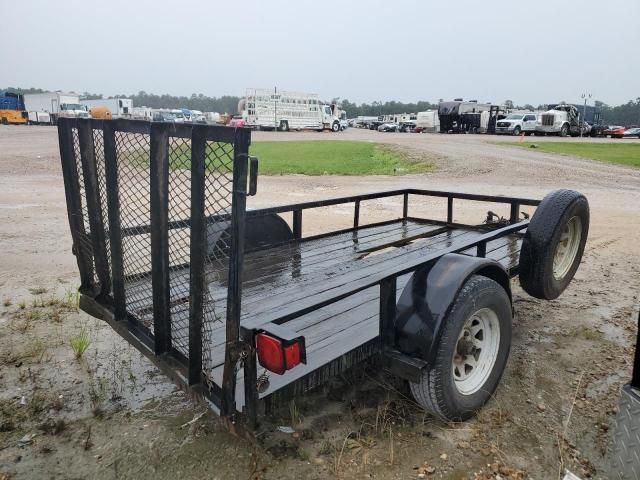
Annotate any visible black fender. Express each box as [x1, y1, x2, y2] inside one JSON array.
[[394, 253, 512, 364], [244, 213, 293, 250], [208, 213, 293, 257]]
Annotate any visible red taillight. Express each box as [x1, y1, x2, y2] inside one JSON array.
[[255, 332, 304, 375]]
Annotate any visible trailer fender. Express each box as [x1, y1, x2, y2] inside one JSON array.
[[208, 213, 293, 257], [394, 253, 511, 364]]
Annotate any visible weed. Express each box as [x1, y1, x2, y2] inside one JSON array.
[[18, 299, 26, 310], [88, 376, 109, 417], [289, 399, 302, 427], [29, 287, 48, 296], [63, 287, 80, 311], [70, 324, 91, 359], [27, 309, 44, 321], [31, 295, 45, 308], [3, 298, 11, 307]]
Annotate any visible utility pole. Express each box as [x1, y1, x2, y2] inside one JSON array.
[[581, 92, 592, 138]]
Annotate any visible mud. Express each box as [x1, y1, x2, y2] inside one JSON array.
[[1, 125, 639, 479]]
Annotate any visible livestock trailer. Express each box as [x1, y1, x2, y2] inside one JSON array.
[[57, 118, 589, 433]]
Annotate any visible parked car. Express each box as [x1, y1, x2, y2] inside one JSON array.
[[604, 126, 625, 138], [399, 121, 417, 133], [495, 113, 538, 136], [378, 122, 399, 132], [623, 127, 640, 139]]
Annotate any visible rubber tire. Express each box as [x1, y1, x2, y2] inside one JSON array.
[[331, 122, 340, 132], [409, 275, 512, 422], [279, 121, 289, 132], [1, 118, 7, 125], [513, 126, 521, 136], [519, 189, 589, 300], [560, 124, 569, 137]]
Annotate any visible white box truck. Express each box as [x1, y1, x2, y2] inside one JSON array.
[[80, 98, 133, 118], [24, 92, 89, 125], [241, 88, 344, 132]]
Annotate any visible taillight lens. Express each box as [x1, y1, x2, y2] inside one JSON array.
[[255, 332, 304, 375]]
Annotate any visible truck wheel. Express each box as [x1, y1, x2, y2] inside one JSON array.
[[560, 124, 569, 137], [409, 275, 512, 422], [519, 190, 589, 300], [513, 126, 521, 136], [331, 121, 340, 132], [1, 118, 7, 125], [279, 121, 289, 132]]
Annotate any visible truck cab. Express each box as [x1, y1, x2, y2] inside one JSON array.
[[59, 103, 89, 119], [495, 113, 537, 135]]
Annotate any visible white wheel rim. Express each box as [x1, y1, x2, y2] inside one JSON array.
[[453, 307, 501, 396], [553, 216, 582, 280]]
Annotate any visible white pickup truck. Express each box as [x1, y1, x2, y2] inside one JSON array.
[[495, 112, 538, 135]]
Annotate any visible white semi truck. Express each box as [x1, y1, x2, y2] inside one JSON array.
[[241, 88, 345, 132], [80, 98, 133, 118], [24, 92, 89, 125], [535, 104, 590, 137]]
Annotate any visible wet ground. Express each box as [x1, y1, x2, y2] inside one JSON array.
[[1, 126, 639, 479]]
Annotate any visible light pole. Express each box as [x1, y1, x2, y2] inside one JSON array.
[[581, 92, 592, 138]]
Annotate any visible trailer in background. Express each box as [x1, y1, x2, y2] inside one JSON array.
[[80, 98, 133, 118], [242, 88, 343, 132], [438, 99, 492, 133], [416, 110, 440, 133]]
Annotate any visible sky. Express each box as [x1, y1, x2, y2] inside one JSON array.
[[2, 0, 638, 107]]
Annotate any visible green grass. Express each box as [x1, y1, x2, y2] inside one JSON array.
[[128, 140, 432, 176], [248, 141, 431, 175], [507, 142, 640, 168]]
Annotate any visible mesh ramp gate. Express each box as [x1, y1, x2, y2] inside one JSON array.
[[58, 118, 251, 416]]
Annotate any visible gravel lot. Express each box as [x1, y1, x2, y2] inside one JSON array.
[[1, 125, 639, 479]]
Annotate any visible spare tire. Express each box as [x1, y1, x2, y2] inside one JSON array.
[[519, 190, 589, 300]]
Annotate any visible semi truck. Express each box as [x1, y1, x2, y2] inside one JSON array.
[[535, 104, 591, 137], [24, 92, 89, 125], [241, 88, 344, 132], [0, 92, 28, 125], [80, 98, 133, 118]]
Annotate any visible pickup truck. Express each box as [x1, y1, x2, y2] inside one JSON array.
[[495, 113, 538, 135], [57, 118, 590, 432]]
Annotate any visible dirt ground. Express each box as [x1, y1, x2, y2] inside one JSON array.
[[1, 126, 639, 480]]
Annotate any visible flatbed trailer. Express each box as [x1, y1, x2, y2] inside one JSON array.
[[57, 118, 589, 433]]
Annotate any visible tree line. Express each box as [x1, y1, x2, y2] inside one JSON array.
[[3, 87, 640, 126]]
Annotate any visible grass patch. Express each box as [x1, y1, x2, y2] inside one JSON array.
[[248, 141, 432, 175], [131, 140, 432, 175], [507, 142, 640, 168], [70, 324, 91, 359]]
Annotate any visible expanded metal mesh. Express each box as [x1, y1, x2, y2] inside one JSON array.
[[114, 130, 153, 329], [167, 136, 193, 358], [201, 140, 235, 383], [93, 128, 112, 292], [71, 127, 98, 287]]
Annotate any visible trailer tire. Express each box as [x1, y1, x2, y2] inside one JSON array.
[[1, 118, 7, 125], [518, 189, 589, 300], [409, 275, 512, 422], [279, 121, 289, 132]]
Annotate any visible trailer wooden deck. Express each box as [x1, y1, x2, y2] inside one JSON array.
[[123, 217, 522, 406]]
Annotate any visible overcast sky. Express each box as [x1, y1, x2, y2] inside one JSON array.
[[2, 0, 638, 106]]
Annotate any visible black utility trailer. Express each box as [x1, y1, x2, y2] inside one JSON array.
[[57, 118, 590, 432]]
